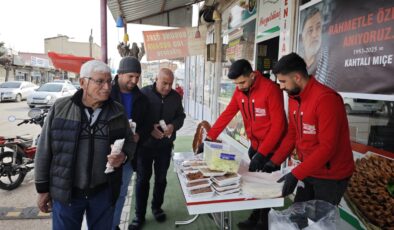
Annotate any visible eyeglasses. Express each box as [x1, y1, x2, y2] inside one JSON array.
[[86, 77, 112, 87]]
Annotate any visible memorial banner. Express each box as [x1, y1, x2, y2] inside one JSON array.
[[297, 0, 394, 95]]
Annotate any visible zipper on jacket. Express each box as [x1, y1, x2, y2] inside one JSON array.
[[160, 98, 164, 120], [86, 118, 95, 196], [300, 111, 304, 138], [241, 99, 248, 119], [293, 110, 298, 136], [252, 99, 256, 121], [69, 121, 82, 202], [247, 92, 256, 148]]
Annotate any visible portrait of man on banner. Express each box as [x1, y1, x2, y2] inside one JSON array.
[[297, 2, 334, 89]]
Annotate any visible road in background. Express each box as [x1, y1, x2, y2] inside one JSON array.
[[0, 101, 50, 230]]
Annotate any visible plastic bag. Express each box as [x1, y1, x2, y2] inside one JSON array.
[[269, 200, 339, 230]]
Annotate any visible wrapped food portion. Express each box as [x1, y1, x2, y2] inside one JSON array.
[[346, 154, 394, 229], [199, 168, 226, 177]]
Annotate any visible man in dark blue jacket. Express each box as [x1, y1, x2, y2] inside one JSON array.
[[130, 68, 185, 230], [110, 56, 150, 230]]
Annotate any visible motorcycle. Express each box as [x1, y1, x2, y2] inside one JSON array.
[[0, 108, 47, 190]]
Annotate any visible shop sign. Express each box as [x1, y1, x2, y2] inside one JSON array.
[[31, 56, 49, 68], [298, 0, 394, 95], [143, 27, 206, 61], [278, 0, 296, 58], [222, 0, 257, 33], [256, 0, 281, 41]]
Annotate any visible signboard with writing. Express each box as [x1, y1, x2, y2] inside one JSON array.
[[298, 0, 394, 95], [31, 56, 50, 68], [143, 27, 206, 61], [278, 0, 296, 58], [222, 0, 257, 34], [256, 0, 281, 42]]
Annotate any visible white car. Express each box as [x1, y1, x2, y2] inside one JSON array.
[[0, 81, 39, 102], [27, 82, 77, 108], [344, 98, 384, 114]]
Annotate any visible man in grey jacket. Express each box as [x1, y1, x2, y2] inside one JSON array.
[[35, 60, 136, 230]]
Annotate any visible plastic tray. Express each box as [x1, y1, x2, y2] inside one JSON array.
[[186, 180, 212, 191], [211, 182, 240, 192], [199, 168, 227, 177]]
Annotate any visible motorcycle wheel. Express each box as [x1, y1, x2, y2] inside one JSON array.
[[0, 151, 27, 190]]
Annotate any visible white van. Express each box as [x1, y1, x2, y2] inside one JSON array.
[[344, 98, 384, 114]]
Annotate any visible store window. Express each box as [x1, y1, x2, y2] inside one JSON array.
[[220, 19, 256, 147], [345, 98, 394, 153]]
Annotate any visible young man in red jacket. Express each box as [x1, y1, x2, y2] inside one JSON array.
[[200, 59, 286, 229], [263, 53, 354, 208]]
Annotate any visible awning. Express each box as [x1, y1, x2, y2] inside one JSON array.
[[47, 52, 94, 73], [107, 0, 204, 27]]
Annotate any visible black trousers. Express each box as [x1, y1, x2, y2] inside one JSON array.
[[134, 145, 172, 218], [294, 177, 349, 205]]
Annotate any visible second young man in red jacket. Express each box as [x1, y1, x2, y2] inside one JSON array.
[[200, 59, 286, 229], [263, 53, 354, 213]]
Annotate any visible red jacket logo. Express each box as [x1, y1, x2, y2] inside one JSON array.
[[255, 108, 266, 117], [303, 123, 316, 135]]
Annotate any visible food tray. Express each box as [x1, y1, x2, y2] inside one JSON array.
[[199, 168, 227, 177], [215, 187, 241, 196], [186, 180, 212, 191], [182, 160, 207, 168], [211, 182, 240, 192], [187, 187, 214, 198], [212, 173, 241, 186]]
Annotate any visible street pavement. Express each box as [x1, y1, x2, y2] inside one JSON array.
[[0, 101, 49, 230]]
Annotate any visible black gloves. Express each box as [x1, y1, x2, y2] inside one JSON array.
[[277, 172, 298, 197], [196, 142, 204, 154], [248, 153, 268, 172], [262, 160, 279, 173]]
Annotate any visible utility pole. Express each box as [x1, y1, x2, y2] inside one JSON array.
[[89, 29, 93, 57]]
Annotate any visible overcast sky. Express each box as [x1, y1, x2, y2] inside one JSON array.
[[0, 0, 174, 66]]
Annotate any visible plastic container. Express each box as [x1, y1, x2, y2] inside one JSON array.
[[203, 141, 242, 173], [199, 168, 227, 177], [186, 180, 212, 191]]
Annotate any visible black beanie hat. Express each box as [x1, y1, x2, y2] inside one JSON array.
[[227, 59, 253, 79], [117, 56, 141, 74]]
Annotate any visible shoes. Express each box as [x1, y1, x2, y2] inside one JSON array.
[[152, 208, 166, 222], [128, 217, 145, 230], [237, 209, 260, 229]]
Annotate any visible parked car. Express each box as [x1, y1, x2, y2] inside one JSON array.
[[0, 81, 39, 102], [72, 82, 81, 90], [27, 82, 77, 108], [344, 98, 384, 114], [53, 79, 73, 84]]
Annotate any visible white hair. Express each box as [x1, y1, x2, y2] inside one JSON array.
[[80, 60, 111, 78]]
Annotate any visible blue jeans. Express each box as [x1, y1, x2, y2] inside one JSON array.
[[112, 163, 133, 229], [52, 187, 114, 230]]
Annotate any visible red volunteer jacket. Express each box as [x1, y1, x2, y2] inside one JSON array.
[[208, 71, 286, 156], [271, 77, 354, 180]]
